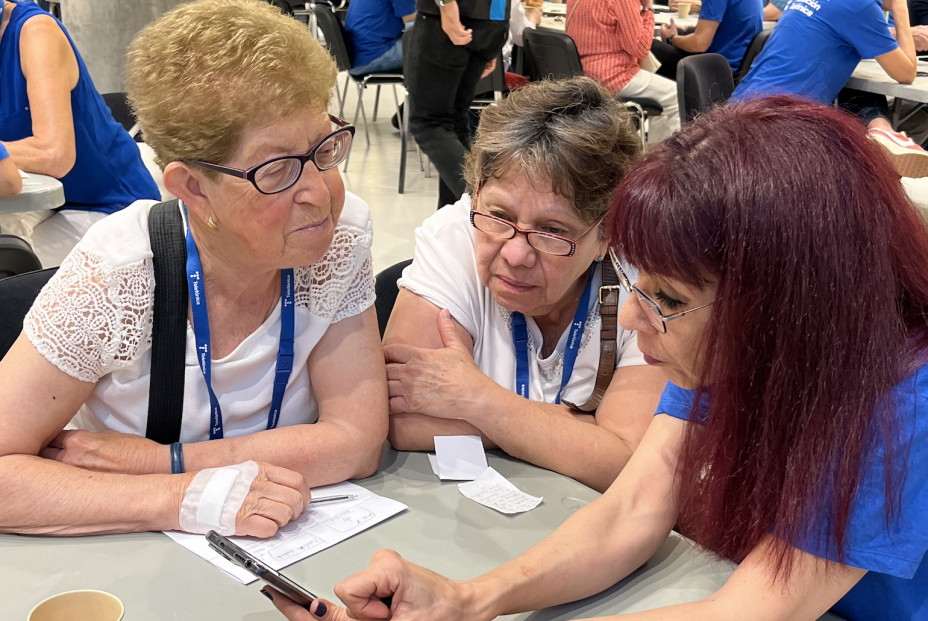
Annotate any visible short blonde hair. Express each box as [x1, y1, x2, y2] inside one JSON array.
[[464, 77, 639, 225], [126, 0, 337, 169]]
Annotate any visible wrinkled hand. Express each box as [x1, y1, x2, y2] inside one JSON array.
[[912, 25, 928, 52], [481, 58, 497, 78], [234, 462, 311, 538], [384, 309, 490, 419], [40, 429, 168, 474], [660, 20, 677, 41], [440, 3, 473, 45]]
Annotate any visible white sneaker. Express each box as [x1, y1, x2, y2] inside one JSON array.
[[869, 128, 928, 179]]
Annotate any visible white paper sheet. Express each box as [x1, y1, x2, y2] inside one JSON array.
[[433, 435, 488, 480], [427, 452, 440, 476], [164, 482, 407, 584], [458, 467, 543, 514]]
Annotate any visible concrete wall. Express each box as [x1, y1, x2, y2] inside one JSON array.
[[62, 0, 190, 95]]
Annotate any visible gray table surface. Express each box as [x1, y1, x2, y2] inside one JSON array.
[[846, 59, 928, 104], [0, 172, 64, 216], [0, 449, 843, 620]]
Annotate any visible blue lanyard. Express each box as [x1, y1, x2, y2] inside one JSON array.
[[511, 266, 595, 405], [183, 207, 295, 440]]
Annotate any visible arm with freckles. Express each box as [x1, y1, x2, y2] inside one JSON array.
[[385, 290, 665, 492], [46, 308, 387, 488], [0, 334, 192, 535], [4, 15, 79, 178], [180, 306, 389, 484]]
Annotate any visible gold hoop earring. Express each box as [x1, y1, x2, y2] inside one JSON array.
[[207, 217, 219, 230]]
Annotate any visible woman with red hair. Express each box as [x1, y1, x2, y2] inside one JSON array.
[[267, 96, 928, 621]]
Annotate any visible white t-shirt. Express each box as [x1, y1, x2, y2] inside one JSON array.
[[24, 192, 375, 442], [398, 197, 645, 406]]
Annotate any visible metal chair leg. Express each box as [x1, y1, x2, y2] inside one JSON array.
[[338, 77, 349, 118], [391, 85, 400, 116], [373, 85, 381, 122], [356, 82, 370, 146], [399, 90, 411, 194]]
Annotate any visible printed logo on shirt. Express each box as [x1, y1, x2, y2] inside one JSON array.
[[786, 0, 823, 18]]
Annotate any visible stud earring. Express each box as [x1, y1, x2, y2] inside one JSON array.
[[207, 216, 219, 230]]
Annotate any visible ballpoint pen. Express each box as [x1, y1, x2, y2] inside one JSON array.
[[310, 494, 359, 505]]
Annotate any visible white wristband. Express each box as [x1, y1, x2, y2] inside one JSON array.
[[178, 461, 259, 535]]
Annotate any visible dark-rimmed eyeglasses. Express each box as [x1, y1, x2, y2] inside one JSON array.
[[185, 114, 355, 195], [469, 184, 606, 257], [607, 247, 715, 334]]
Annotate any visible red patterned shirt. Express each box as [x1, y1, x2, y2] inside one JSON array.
[[566, 0, 655, 93]]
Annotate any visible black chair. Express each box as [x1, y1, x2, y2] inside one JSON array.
[[313, 5, 404, 156], [734, 29, 772, 88], [676, 53, 734, 125], [0, 267, 57, 359], [0, 235, 42, 281], [101, 92, 142, 141], [522, 29, 663, 152], [374, 259, 412, 338], [471, 52, 506, 110]]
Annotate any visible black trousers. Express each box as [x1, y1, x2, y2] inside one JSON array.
[[404, 13, 508, 208], [651, 39, 696, 82]]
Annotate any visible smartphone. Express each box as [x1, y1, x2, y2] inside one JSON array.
[[206, 530, 317, 607]]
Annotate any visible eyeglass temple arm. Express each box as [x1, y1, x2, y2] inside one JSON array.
[[188, 160, 248, 179]]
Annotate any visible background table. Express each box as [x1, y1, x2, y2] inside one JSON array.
[[0, 173, 64, 217], [0, 449, 843, 620], [846, 59, 928, 104]]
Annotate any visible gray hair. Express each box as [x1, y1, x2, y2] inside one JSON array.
[[463, 77, 640, 225]]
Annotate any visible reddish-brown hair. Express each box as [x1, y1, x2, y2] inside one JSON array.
[[610, 96, 928, 576]]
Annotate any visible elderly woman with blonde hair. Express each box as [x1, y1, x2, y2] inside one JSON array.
[[0, 0, 387, 537], [385, 77, 666, 493]]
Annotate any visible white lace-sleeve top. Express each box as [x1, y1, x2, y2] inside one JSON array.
[[24, 192, 375, 442], [397, 197, 645, 406]]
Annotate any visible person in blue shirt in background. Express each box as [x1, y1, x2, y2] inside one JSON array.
[[345, 0, 416, 75], [734, 0, 927, 177], [0, 0, 159, 267], [0, 142, 21, 196], [652, 0, 762, 80]]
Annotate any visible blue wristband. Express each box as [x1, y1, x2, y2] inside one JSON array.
[[170, 442, 185, 474]]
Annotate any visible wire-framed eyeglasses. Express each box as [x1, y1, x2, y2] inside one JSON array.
[[469, 185, 606, 257], [606, 247, 715, 334], [185, 114, 355, 195]]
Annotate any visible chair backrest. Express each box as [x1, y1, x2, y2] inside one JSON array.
[[523, 30, 584, 81], [0, 267, 57, 359], [733, 29, 772, 88], [472, 53, 506, 104], [313, 4, 353, 72], [676, 53, 735, 125], [102, 92, 141, 140], [374, 259, 412, 338], [0, 235, 42, 281]]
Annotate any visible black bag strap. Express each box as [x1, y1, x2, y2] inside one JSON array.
[[146, 199, 188, 444]]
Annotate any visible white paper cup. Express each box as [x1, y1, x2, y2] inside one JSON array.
[[677, 2, 692, 18], [28, 590, 124, 621]]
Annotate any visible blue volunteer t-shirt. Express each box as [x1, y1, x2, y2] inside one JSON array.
[[699, 0, 763, 71], [655, 362, 928, 621], [345, 0, 416, 67], [0, 142, 9, 161], [732, 0, 899, 104]]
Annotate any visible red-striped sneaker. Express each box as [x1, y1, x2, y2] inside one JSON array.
[[869, 128, 928, 179]]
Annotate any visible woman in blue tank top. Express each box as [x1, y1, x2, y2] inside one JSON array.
[[0, 1, 159, 264]]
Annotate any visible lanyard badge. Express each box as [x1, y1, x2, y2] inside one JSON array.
[[511, 266, 595, 405], [183, 206, 295, 440]]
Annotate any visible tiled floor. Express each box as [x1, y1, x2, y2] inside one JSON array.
[[333, 75, 439, 275]]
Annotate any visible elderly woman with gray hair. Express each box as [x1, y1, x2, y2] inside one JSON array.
[[0, 0, 387, 537], [385, 77, 666, 492]]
